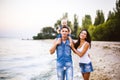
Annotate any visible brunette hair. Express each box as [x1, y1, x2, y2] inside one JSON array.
[[74, 29, 91, 49], [61, 26, 70, 32]]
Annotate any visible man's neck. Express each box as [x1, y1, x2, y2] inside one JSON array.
[[62, 37, 67, 43]]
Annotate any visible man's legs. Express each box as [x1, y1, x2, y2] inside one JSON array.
[[65, 62, 73, 80], [57, 62, 65, 80], [57, 66, 65, 80]]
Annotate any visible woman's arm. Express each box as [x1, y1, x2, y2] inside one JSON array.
[[68, 35, 73, 46], [72, 42, 90, 57]]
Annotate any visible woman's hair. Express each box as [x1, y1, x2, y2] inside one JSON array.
[[74, 29, 91, 49]]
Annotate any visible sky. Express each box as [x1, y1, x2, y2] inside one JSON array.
[[0, 0, 116, 39]]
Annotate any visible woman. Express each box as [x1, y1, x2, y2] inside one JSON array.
[[71, 29, 93, 80]]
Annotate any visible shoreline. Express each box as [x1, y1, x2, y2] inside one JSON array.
[[47, 40, 120, 80]]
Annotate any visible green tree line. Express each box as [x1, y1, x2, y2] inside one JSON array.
[[33, 0, 120, 41]]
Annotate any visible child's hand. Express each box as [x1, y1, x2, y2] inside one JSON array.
[[56, 27, 61, 34], [68, 27, 71, 34]]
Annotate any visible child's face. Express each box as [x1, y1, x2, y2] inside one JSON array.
[[62, 21, 67, 26]]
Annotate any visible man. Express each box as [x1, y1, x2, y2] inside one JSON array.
[[49, 26, 73, 80]]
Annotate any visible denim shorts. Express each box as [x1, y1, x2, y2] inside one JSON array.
[[79, 62, 93, 73]]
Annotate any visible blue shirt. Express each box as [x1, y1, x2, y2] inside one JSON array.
[[56, 39, 72, 64]]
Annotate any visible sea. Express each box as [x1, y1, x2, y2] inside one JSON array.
[[0, 38, 83, 80]]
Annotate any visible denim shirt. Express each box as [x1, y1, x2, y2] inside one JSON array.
[[56, 39, 72, 64]]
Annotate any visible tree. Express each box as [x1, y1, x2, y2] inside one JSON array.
[[114, 0, 120, 14], [92, 0, 120, 41], [73, 14, 79, 39], [54, 20, 61, 30], [94, 10, 105, 26], [106, 11, 115, 21], [42, 27, 56, 34], [112, 0, 120, 40], [62, 12, 68, 19], [88, 25, 95, 40], [82, 15, 92, 29], [33, 27, 56, 39]]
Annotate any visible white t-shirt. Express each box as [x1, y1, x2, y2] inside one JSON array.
[[77, 42, 91, 63]]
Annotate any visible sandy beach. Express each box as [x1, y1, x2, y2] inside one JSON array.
[[89, 41, 120, 80], [44, 40, 120, 80], [72, 41, 120, 80], [45, 40, 120, 80]]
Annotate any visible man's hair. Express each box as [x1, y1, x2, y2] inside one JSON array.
[[61, 26, 70, 32]]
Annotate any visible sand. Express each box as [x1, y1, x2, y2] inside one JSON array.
[[72, 41, 120, 80], [47, 40, 120, 80]]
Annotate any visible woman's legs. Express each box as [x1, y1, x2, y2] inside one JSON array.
[[82, 72, 90, 80], [79, 62, 93, 80]]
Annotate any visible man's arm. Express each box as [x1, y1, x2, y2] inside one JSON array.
[[49, 39, 61, 54]]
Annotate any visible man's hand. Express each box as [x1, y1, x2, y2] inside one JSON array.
[[56, 38, 61, 45]]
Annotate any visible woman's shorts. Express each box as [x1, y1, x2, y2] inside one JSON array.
[[79, 62, 93, 73]]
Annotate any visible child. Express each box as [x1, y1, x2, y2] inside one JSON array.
[[56, 19, 71, 39]]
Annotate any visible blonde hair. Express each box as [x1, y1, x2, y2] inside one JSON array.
[[61, 19, 67, 25]]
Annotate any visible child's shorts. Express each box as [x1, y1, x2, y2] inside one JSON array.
[[79, 62, 93, 73]]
